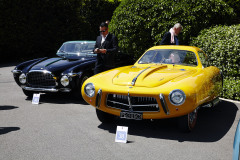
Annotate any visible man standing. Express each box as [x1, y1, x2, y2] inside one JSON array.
[[160, 23, 183, 45], [94, 22, 118, 74]]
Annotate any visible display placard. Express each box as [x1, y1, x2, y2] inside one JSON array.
[[115, 126, 128, 143], [32, 93, 40, 105]]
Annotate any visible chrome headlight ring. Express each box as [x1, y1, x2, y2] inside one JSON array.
[[84, 83, 95, 97], [19, 73, 26, 84], [169, 89, 186, 106], [60, 75, 70, 87]]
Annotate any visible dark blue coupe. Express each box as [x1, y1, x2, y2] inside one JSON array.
[[12, 41, 131, 98]]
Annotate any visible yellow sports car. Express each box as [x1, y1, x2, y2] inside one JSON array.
[[81, 45, 222, 132]]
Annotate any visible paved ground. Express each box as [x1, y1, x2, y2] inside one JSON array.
[[0, 63, 240, 160]]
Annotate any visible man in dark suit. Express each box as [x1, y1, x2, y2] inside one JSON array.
[[160, 23, 183, 45], [94, 22, 118, 74]]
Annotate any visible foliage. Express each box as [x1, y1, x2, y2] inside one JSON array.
[[110, 0, 236, 59], [0, 0, 120, 62], [224, 0, 240, 18], [190, 25, 240, 100]]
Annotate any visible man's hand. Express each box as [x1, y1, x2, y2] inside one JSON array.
[[94, 48, 100, 53], [95, 48, 107, 54], [99, 49, 107, 54]]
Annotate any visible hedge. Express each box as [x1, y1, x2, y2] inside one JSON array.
[[110, 0, 236, 59], [190, 25, 240, 100]]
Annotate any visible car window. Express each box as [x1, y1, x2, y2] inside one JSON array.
[[138, 49, 197, 66], [181, 51, 197, 66], [57, 42, 95, 58], [198, 50, 208, 67]]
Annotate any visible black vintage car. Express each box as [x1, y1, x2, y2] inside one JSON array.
[[12, 41, 132, 98]]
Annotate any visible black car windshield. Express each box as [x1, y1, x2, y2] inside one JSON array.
[[138, 49, 198, 66], [57, 42, 96, 59]]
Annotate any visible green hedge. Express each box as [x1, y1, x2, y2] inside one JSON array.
[[110, 0, 236, 59], [190, 25, 240, 101]]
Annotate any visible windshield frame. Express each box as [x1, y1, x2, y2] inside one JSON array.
[[56, 41, 96, 59]]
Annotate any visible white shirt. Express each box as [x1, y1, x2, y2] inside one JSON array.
[[101, 34, 108, 45]]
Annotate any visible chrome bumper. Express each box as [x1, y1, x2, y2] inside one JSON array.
[[22, 86, 71, 92]]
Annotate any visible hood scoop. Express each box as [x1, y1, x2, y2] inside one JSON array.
[[113, 65, 195, 87]]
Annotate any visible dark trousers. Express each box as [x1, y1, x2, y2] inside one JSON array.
[[94, 65, 113, 75]]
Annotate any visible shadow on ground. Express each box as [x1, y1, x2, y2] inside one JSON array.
[[0, 105, 19, 110], [0, 127, 20, 135], [25, 93, 88, 105], [98, 100, 238, 142]]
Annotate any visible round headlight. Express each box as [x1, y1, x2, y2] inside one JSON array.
[[19, 73, 26, 84], [60, 75, 69, 87], [84, 83, 95, 97], [169, 89, 186, 106]]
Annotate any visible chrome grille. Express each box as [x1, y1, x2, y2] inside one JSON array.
[[106, 94, 159, 112], [27, 71, 56, 88]]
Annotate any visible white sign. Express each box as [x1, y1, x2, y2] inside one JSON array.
[[115, 126, 128, 143], [32, 93, 40, 105]]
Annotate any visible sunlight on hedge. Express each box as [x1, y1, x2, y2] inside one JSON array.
[[191, 25, 240, 100]]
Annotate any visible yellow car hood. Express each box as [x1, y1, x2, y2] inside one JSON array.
[[112, 65, 197, 87]]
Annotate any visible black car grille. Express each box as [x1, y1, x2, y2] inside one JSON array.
[[106, 94, 159, 112], [27, 71, 56, 88]]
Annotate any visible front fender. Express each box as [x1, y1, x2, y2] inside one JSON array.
[[14, 57, 48, 72]]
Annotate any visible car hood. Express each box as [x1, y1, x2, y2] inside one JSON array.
[[29, 57, 95, 74], [112, 65, 197, 87]]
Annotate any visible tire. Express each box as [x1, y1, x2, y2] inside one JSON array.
[[96, 109, 115, 123], [22, 89, 34, 97], [73, 73, 90, 98], [177, 109, 198, 132]]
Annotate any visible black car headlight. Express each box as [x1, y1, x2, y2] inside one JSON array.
[[84, 83, 95, 97], [60, 75, 69, 87], [169, 89, 186, 106], [19, 73, 26, 84]]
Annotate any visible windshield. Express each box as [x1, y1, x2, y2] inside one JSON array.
[[138, 49, 197, 66], [57, 42, 96, 59]]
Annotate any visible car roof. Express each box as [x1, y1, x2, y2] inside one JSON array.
[[148, 45, 201, 52], [63, 40, 95, 44]]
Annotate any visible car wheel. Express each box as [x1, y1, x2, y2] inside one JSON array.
[[22, 89, 34, 97], [96, 109, 115, 123], [178, 109, 198, 132], [73, 74, 90, 98]]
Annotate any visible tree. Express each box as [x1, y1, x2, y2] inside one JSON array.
[[110, 0, 236, 59], [0, 0, 120, 62]]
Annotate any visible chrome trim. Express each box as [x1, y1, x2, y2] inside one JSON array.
[[95, 89, 102, 108], [106, 94, 159, 113], [168, 89, 186, 106], [22, 86, 71, 92], [131, 67, 150, 86], [84, 83, 95, 97], [159, 93, 169, 115], [107, 100, 132, 107], [11, 69, 22, 74], [68, 72, 83, 77], [212, 97, 220, 107], [108, 100, 158, 107], [201, 103, 212, 108], [28, 70, 52, 74], [128, 93, 133, 112]]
